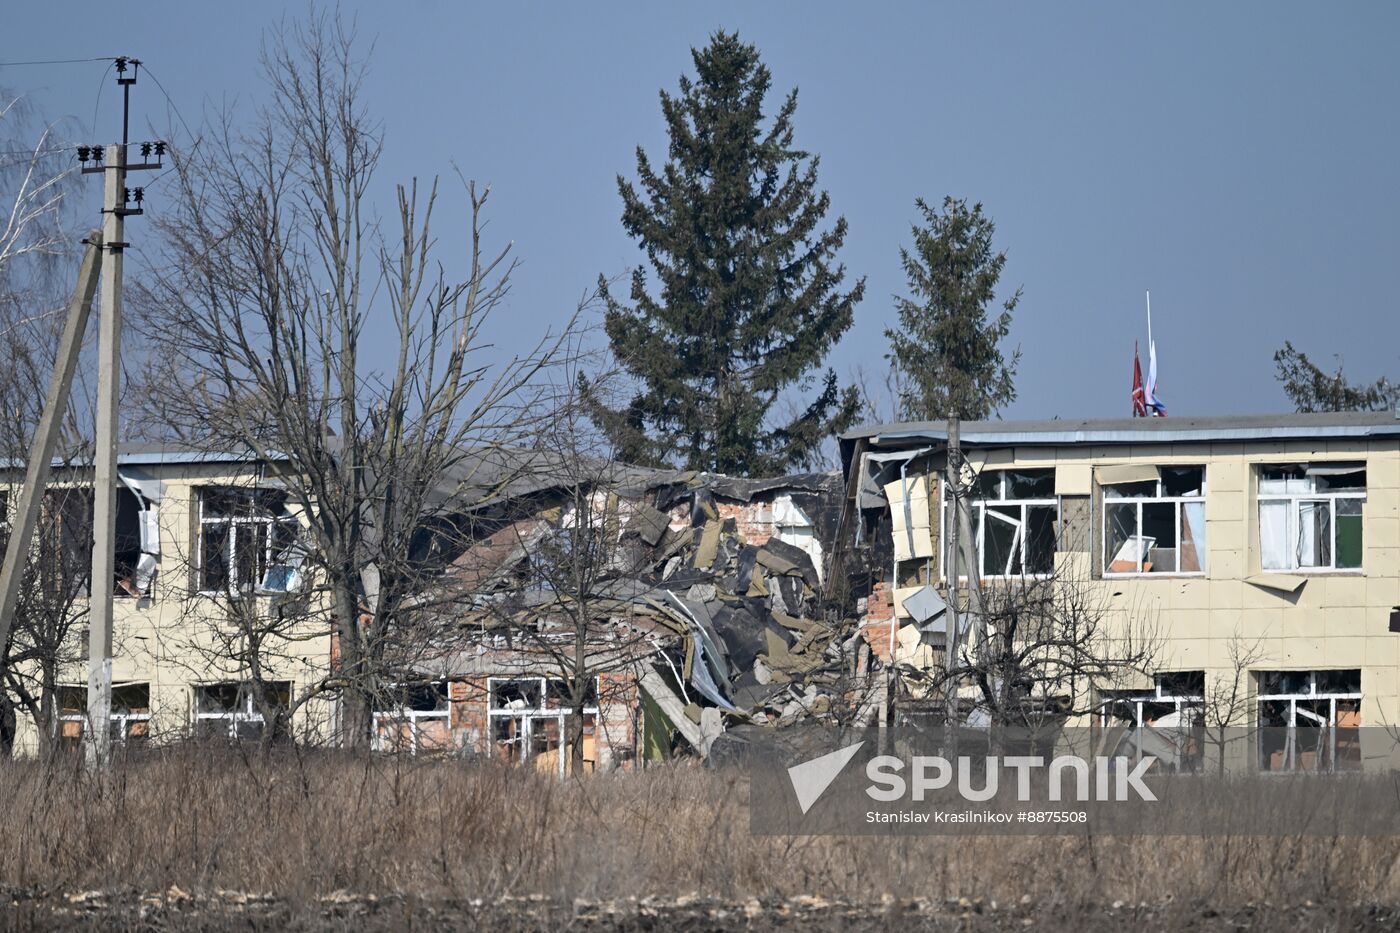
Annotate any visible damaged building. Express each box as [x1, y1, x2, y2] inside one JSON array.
[[4, 410, 1400, 775], [838, 411, 1400, 772], [368, 468, 866, 771]]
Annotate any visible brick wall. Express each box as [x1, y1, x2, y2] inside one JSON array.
[[449, 676, 490, 755], [716, 501, 775, 545]]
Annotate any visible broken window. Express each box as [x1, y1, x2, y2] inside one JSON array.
[[112, 486, 154, 597], [1102, 466, 1206, 575], [372, 681, 452, 756], [1258, 464, 1365, 572], [1097, 672, 1205, 773], [193, 681, 291, 742], [1257, 669, 1361, 772], [197, 487, 299, 593], [37, 487, 93, 599], [56, 683, 151, 750], [29, 484, 151, 598], [943, 468, 1057, 578], [487, 676, 600, 776]]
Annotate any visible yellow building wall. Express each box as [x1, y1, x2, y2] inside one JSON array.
[[2, 461, 336, 755], [1032, 438, 1400, 726]]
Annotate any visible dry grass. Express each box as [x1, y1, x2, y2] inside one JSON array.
[[2, 747, 1399, 913]]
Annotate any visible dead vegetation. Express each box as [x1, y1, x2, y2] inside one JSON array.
[[2, 749, 1400, 931]]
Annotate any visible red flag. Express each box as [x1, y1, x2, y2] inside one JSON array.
[[1131, 341, 1147, 417]]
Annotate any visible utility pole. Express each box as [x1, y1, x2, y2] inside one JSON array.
[[944, 414, 961, 729], [78, 56, 161, 770], [86, 140, 124, 770], [0, 235, 103, 662], [943, 413, 987, 733]]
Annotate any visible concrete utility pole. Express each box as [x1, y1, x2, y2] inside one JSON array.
[[943, 414, 987, 731], [0, 234, 103, 659], [86, 142, 126, 771], [77, 56, 161, 770], [944, 414, 961, 728]]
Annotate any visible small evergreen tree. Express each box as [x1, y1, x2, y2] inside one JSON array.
[[588, 31, 863, 474], [886, 197, 1022, 422], [1273, 341, 1396, 412]]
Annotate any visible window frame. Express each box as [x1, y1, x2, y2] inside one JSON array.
[[1101, 467, 1207, 578], [486, 675, 601, 778], [1257, 465, 1366, 573], [192, 681, 292, 741], [371, 680, 452, 757], [196, 486, 299, 595], [57, 683, 152, 748], [1256, 669, 1362, 773], [1097, 672, 1205, 772], [940, 469, 1059, 581]]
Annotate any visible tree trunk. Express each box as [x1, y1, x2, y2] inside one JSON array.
[[569, 699, 585, 776], [35, 665, 56, 761], [335, 587, 372, 750], [0, 693, 14, 760]]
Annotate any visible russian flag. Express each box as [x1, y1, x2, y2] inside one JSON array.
[[1144, 292, 1167, 417]]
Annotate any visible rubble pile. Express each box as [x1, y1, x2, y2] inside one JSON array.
[[616, 472, 870, 744], [443, 469, 875, 751]]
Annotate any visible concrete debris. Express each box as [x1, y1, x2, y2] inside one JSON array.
[[441, 469, 872, 757]]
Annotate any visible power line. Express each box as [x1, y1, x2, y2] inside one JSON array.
[[90, 60, 115, 138], [139, 65, 196, 150], [0, 57, 118, 67]]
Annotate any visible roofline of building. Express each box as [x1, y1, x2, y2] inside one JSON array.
[[841, 411, 1400, 450], [0, 447, 285, 472]]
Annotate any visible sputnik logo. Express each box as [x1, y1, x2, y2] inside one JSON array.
[[787, 740, 865, 814]]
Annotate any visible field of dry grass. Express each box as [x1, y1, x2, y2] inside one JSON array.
[[2, 749, 1400, 930]]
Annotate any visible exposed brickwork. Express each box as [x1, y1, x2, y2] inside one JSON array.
[[860, 621, 897, 662], [444, 669, 639, 770], [716, 501, 774, 546], [597, 671, 638, 769], [449, 676, 490, 754], [866, 581, 895, 623]]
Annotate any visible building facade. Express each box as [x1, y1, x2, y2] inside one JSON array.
[[840, 412, 1400, 766]]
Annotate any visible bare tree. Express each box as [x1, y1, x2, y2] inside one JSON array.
[[135, 14, 575, 747], [459, 363, 675, 773], [1198, 629, 1266, 776], [937, 564, 1164, 733], [0, 91, 77, 286], [0, 89, 92, 758]]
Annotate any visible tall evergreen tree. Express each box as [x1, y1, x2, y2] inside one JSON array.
[[886, 197, 1022, 422], [588, 31, 863, 474], [1273, 341, 1396, 412]]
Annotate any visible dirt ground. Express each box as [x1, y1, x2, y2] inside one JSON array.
[[4, 890, 1399, 932]]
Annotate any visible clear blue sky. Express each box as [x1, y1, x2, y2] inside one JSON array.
[[5, 1, 1399, 423]]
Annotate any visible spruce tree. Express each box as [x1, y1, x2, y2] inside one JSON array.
[[886, 197, 1022, 422], [589, 31, 863, 475], [1273, 341, 1396, 412]]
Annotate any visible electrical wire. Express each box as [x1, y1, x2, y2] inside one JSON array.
[[139, 64, 197, 150], [90, 60, 115, 139], [0, 57, 118, 67]]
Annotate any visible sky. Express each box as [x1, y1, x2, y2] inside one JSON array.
[[4, 1, 1399, 425]]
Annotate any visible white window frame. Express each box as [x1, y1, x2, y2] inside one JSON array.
[[1101, 468, 1207, 577], [197, 487, 299, 595], [193, 681, 290, 740], [1256, 670, 1362, 773], [58, 683, 151, 746], [1257, 466, 1366, 573], [1098, 673, 1205, 771], [372, 681, 452, 757], [486, 676, 600, 778], [941, 469, 1058, 580]]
